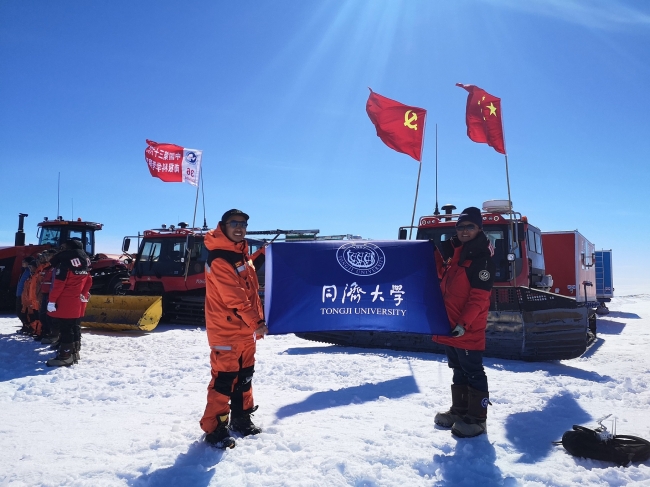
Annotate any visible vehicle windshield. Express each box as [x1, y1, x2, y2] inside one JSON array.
[[136, 237, 207, 277], [39, 227, 61, 246], [416, 224, 519, 282]]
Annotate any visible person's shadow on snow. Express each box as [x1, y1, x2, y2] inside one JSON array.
[[505, 391, 591, 463], [0, 334, 53, 382], [126, 441, 221, 487], [415, 435, 516, 486]]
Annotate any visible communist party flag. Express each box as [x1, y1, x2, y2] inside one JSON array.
[[145, 139, 202, 186], [456, 83, 506, 155], [366, 89, 427, 161]]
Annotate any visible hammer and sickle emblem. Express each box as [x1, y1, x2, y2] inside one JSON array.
[[404, 110, 418, 130]]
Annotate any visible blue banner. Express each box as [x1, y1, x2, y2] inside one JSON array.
[[264, 240, 450, 335]]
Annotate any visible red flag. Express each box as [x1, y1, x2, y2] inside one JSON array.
[[456, 83, 506, 155], [145, 139, 202, 186], [366, 89, 427, 161]]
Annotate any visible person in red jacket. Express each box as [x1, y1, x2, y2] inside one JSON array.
[[433, 207, 495, 438], [200, 209, 267, 449], [46, 240, 92, 367]]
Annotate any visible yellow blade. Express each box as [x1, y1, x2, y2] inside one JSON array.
[[81, 295, 163, 331]]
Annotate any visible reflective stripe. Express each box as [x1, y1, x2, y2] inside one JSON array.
[[211, 345, 232, 351]]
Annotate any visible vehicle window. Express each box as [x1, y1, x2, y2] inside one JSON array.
[[69, 229, 93, 255], [534, 233, 542, 256], [39, 228, 60, 246], [528, 229, 537, 253], [139, 241, 161, 262]]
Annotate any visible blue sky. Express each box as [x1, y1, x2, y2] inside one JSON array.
[[1, 0, 648, 293]]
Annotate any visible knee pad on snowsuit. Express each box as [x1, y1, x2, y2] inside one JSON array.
[[233, 365, 255, 393], [213, 371, 238, 397]]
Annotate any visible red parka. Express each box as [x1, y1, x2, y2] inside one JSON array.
[[203, 225, 265, 346], [48, 249, 92, 319], [433, 232, 495, 351]]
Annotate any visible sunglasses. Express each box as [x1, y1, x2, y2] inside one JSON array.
[[226, 221, 248, 229], [456, 224, 478, 232]]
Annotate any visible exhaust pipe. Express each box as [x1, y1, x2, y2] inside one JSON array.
[[15, 213, 28, 246]]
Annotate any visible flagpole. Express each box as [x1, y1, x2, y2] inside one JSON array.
[[434, 123, 439, 216], [408, 115, 427, 239], [191, 168, 201, 230]]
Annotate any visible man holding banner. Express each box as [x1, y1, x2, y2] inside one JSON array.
[[199, 209, 267, 449], [433, 207, 495, 438]]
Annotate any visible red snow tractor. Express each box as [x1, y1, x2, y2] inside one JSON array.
[[0, 213, 131, 311], [119, 223, 321, 325]]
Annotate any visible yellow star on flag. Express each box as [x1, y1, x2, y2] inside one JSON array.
[[487, 102, 497, 116]]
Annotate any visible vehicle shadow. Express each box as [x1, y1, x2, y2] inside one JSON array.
[[504, 392, 591, 464], [285, 345, 613, 383], [81, 323, 203, 339], [126, 441, 220, 487], [606, 311, 641, 319], [594, 319, 626, 335], [0, 334, 53, 382], [274, 374, 419, 421], [414, 434, 514, 486]]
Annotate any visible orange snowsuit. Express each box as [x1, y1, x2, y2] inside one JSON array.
[[199, 225, 265, 434], [24, 268, 43, 335]]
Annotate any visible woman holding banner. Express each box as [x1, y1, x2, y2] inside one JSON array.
[[433, 207, 495, 438]]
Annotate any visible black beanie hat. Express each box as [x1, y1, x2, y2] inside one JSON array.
[[220, 209, 249, 223], [456, 207, 483, 229]]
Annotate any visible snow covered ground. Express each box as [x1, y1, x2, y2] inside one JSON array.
[[2, 296, 650, 487]]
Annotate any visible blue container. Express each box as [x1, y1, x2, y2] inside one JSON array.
[[595, 250, 613, 302]]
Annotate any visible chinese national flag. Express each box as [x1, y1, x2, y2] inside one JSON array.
[[456, 83, 506, 155], [366, 89, 427, 161], [144, 139, 202, 186]]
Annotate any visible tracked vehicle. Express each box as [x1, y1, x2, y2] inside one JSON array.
[[297, 201, 598, 361]]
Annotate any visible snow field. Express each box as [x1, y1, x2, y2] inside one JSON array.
[[1, 296, 650, 486]]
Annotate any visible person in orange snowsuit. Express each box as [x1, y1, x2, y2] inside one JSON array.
[[200, 209, 267, 449], [23, 260, 42, 336]]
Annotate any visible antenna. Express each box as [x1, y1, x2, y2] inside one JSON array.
[[57, 172, 61, 218], [434, 123, 440, 216], [201, 173, 208, 230], [71, 198, 74, 220]]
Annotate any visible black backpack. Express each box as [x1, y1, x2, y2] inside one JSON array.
[[556, 425, 650, 467]]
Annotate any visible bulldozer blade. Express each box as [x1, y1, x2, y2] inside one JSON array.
[[81, 295, 163, 331]]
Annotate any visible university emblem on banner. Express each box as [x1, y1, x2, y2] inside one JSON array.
[[336, 242, 386, 276]]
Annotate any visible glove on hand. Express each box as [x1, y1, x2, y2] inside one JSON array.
[[80, 294, 89, 303], [451, 324, 465, 337], [47, 302, 56, 313]]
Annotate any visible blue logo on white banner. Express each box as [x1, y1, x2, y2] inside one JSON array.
[[264, 240, 450, 336], [185, 152, 198, 164], [336, 242, 385, 276]]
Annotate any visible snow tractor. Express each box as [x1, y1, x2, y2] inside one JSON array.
[[105, 224, 321, 329], [0, 213, 131, 310], [296, 201, 599, 361]]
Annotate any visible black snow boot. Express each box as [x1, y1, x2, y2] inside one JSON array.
[[230, 405, 262, 437], [73, 341, 81, 363], [205, 414, 236, 449], [41, 334, 60, 345], [46, 343, 75, 367], [435, 384, 468, 428], [452, 387, 489, 438]]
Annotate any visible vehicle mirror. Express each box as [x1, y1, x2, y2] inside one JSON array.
[[398, 228, 408, 240], [122, 238, 131, 252]]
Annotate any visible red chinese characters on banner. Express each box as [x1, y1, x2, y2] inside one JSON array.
[[366, 89, 427, 162], [145, 139, 202, 186]]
